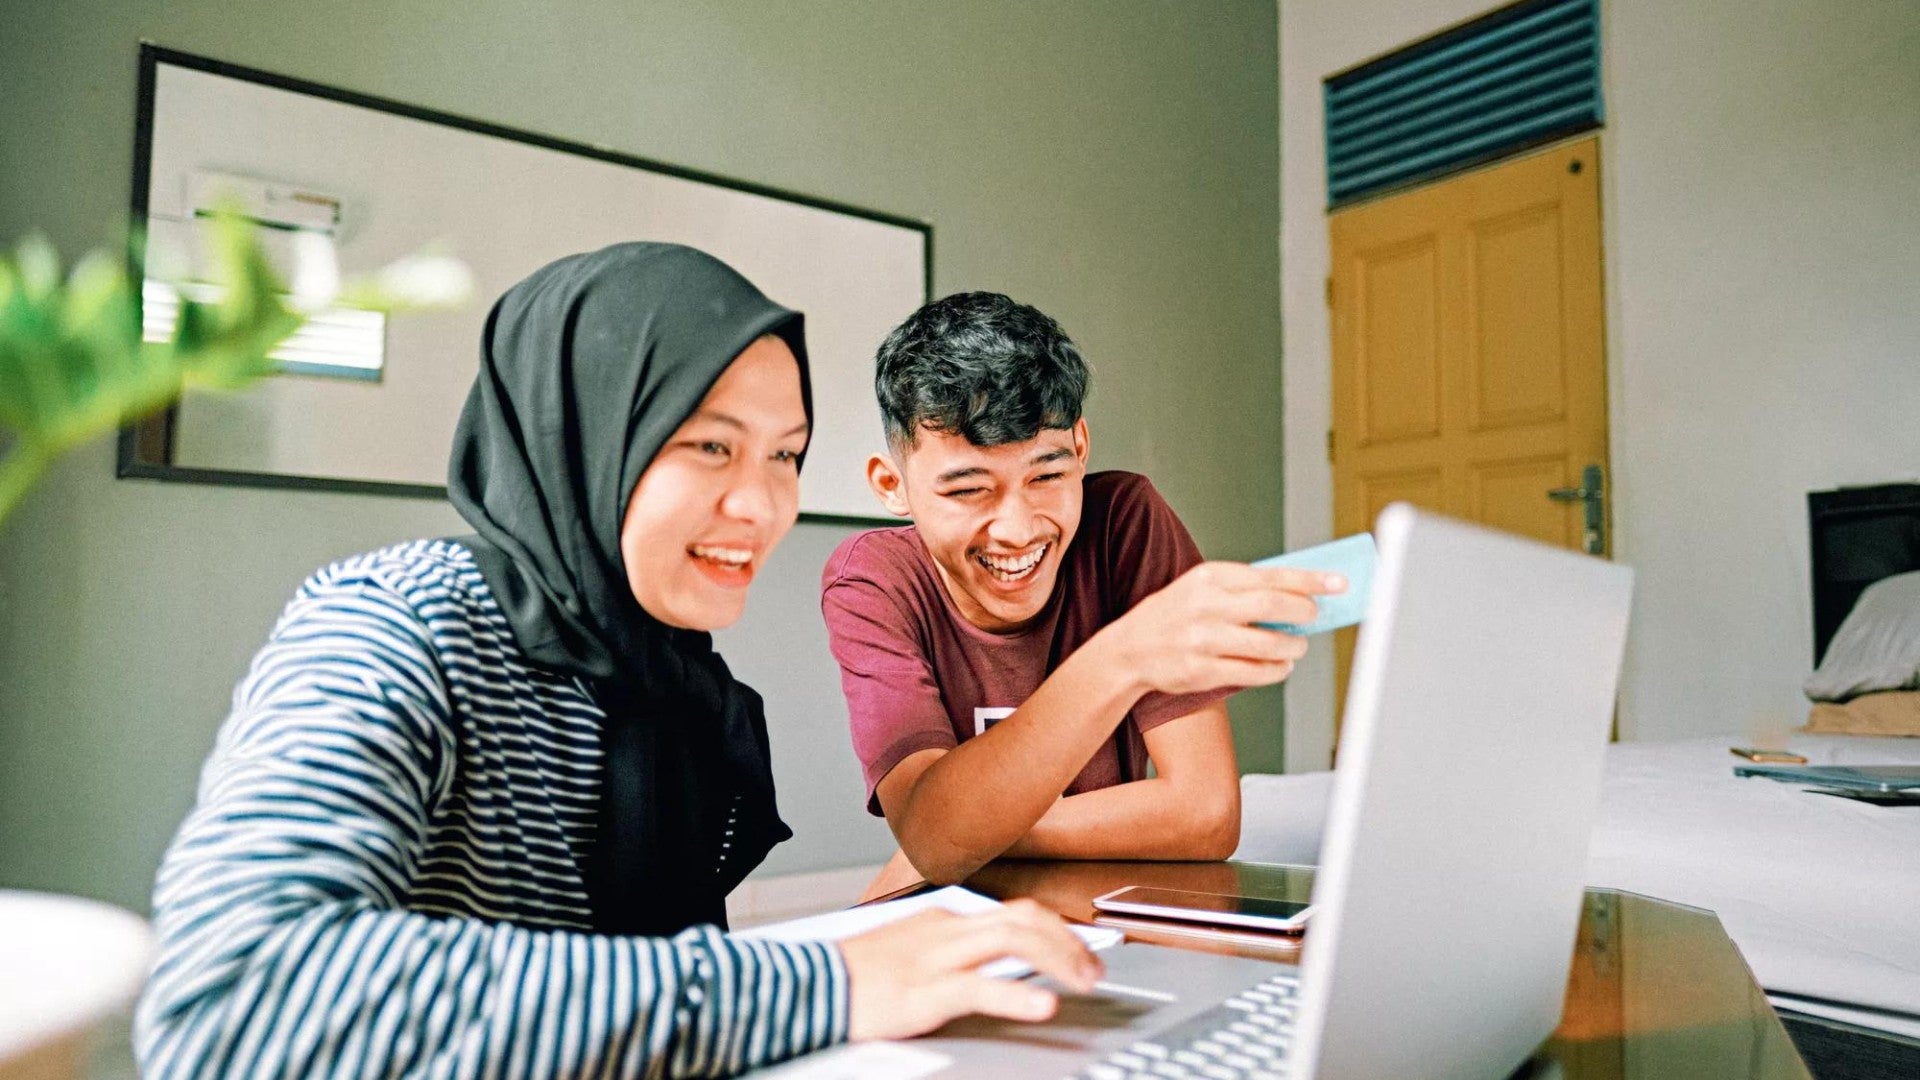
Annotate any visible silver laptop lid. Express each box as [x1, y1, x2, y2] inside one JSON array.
[[1289, 504, 1633, 1080]]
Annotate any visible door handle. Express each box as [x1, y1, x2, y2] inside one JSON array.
[[1547, 464, 1606, 555]]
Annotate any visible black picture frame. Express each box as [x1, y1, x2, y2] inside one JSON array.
[[119, 43, 932, 525]]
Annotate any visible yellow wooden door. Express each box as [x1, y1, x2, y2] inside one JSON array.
[[1328, 136, 1608, 729]]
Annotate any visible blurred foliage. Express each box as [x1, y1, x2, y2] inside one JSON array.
[[0, 212, 468, 525]]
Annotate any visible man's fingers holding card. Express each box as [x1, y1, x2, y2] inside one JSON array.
[[1253, 533, 1377, 636]]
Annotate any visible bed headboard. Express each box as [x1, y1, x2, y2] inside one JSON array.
[[1808, 483, 1920, 665]]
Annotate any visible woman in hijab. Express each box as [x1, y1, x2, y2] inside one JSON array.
[[134, 243, 1099, 1078]]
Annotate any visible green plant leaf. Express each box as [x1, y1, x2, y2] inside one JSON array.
[[0, 217, 301, 520], [334, 252, 474, 313], [174, 209, 304, 390], [0, 212, 468, 527]]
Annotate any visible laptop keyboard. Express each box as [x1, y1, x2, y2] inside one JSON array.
[[1069, 971, 1300, 1080]]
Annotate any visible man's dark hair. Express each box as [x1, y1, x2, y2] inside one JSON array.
[[874, 291, 1090, 450]]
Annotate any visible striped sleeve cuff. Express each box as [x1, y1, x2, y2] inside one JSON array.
[[670, 928, 850, 1075]]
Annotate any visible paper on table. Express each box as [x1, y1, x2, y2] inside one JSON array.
[[748, 1040, 952, 1079], [735, 885, 1122, 978]]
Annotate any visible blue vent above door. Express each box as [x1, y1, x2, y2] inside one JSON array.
[[1325, 0, 1602, 208]]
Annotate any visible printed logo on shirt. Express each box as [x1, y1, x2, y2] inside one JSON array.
[[973, 707, 1016, 736]]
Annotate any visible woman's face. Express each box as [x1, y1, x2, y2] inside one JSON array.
[[620, 335, 809, 630]]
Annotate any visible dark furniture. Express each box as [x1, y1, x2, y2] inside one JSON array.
[[1808, 483, 1920, 665]]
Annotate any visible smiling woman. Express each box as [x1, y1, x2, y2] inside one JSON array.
[[622, 335, 812, 631], [131, 243, 1099, 1078]]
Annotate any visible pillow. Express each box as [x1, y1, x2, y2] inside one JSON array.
[[1805, 690, 1920, 737], [1804, 569, 1920, 702]]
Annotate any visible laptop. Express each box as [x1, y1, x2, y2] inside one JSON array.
[[760, 504, 1634, 1080]]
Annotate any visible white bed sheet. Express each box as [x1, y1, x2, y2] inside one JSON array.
[[1236, 734, 1920, 1039]]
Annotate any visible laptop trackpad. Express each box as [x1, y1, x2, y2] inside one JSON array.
[[915, 942, 1295, 1075]]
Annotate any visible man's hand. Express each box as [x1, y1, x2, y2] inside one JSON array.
[[839, 899, 1103, 1041], [1097, 561, 1346, 697]]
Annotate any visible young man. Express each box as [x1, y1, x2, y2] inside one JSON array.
[[820, 292, 1342, 888]]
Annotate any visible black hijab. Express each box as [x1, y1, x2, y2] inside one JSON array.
[[446, 242, 809, 936]]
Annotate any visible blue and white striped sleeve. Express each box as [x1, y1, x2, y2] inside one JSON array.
[[133, 576, 849, 1079]]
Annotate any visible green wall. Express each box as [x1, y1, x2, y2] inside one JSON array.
[[0, 0, 1283, 912]]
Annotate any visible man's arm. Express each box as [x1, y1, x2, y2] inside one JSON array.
[[876, 563, 1328, 884], [861, 703, 1238, 899], [873, 628, 1147, 884], [1003, 701, 1241, 861]]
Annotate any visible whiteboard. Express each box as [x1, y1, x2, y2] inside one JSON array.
[[127, 47, 926, 523]]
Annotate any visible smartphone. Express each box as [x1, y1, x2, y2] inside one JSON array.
[[1091, 886, 1313, 933], [1730, 746, 1808, 764]]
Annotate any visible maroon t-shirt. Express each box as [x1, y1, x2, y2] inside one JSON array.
[[821, 471, 1229, 815]]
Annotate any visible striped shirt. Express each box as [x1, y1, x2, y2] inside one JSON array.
[[134, 540, 847, 1078]]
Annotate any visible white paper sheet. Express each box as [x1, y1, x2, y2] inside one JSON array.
[[736, 885, 1122, 979], [748, 1041, 953, 1079]]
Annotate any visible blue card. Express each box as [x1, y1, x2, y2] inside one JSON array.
[[1252, 532, 1378, 635]]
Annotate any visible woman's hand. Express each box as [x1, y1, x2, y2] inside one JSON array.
[[838, 899, 1103, 1041]]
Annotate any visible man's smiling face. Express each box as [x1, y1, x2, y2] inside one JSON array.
[[871, 418, 1089, 634]]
